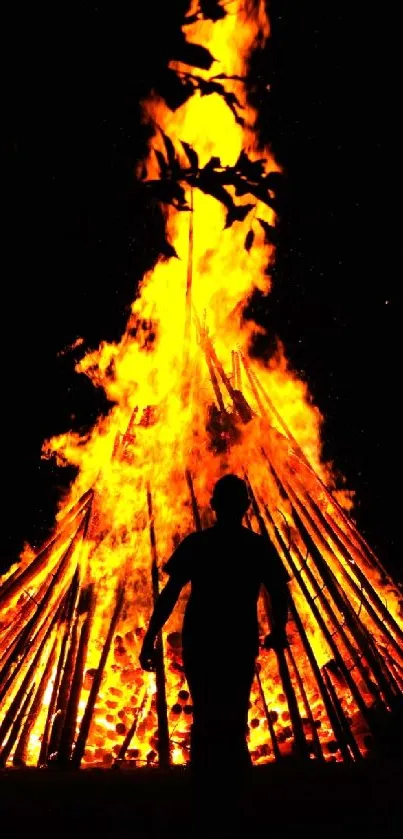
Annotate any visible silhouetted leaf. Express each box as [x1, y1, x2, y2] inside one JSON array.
[[197, 175, 234, 211], [154, 149, 169, 179], [200, 0, 226, 21], [138, 162, 147, 181], [170, 181, 190, 209], [180, 140, 199, 171], [160, 131, 176, 169], [203, 155, 222, 171], [234, 179, 253, 197], [244, 229, 255, 252], [183, 12, 200, 25], [212, 74, 246, 81], [264, 172, 283, 191], [172, 38, 215, 70], [160, 240, 179, 260], [257, 218, 277, 244], [224, 203, 254, 228], [156, 68, 194, 111], [146, 179, 189, 210], [195, 77, 243, 124], [235, 150, 265, 181]]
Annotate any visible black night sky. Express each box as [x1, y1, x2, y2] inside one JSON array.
[[3, 2, 400, 578]]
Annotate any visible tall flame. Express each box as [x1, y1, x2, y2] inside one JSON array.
[[1, 0, 402, 769]]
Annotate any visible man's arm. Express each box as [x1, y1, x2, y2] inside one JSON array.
[[139, 576, 184, 671], [261, 562, 290, 651]]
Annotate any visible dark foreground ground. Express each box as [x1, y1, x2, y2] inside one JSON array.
[[0, 761, 402, 838]]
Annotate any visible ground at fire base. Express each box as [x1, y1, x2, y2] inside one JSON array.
[[0, 761, 402, 838]]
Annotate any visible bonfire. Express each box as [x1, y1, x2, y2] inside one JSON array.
[[1, 0, 402, 769]]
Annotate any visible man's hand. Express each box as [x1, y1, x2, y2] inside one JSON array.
[[262, 629, 288, 652], [139, 635, 157, 671]]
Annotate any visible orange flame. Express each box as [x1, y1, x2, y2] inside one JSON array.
[[1, 0, 402, 769]]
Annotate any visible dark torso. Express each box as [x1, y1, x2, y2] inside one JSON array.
[[165, 525, 281, 661]]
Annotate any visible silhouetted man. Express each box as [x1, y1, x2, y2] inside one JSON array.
[[140, 474, 289, 835]]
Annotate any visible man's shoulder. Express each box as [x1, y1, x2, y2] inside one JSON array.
[[238, 526, 267, 547]]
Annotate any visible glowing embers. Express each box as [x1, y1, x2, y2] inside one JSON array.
[[1, 0, 403, 770]]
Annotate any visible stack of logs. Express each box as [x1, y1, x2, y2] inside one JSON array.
[[0, 318, 402, 768]]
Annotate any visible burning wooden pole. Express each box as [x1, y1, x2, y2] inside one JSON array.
[[56, 585, 95, 765], [38, 575, 80, 766], [46, 570, 81, 762], [0, 685, 36, 768], [147, 486, 171, 768], [261, 484, 377, 729], [281, 473, 403, 670], [0, 599, 63, 750], [258, 449, 401, 704], [185, 470, 202, 532], [0, 490, 92, 613], [114, 689, 148, 766], [245, 474, 369, 758], [183, 187, 194, 381], [274, 645, 310, 759], [194, 310, 253, 423], [71, 583, 125, 768], [0, 515, 87, 700], [285, 645, 324, 760], [12, 636, 59, 766], [322, 667, 363, 761], [243, 474, 310, 758], [285, 464, 403, 648], [244, 355, 398, 588], [263, 474, 394, 707], [287, 591, 353, 762], [254, 667, 282, 761], [263, 454, 401, 705]]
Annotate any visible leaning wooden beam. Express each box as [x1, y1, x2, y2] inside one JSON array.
[[0, 490, 92, 611], [0, 494, 90, 660], [276, 515, 380, 730], [245, 355, 397, 586], [183, 187, 194, 380], [38, 577, 79, 766], [286, 464, 403, 647], [286, 585, 354, 762], [48, 581, 81, 760], [254, 474, 379, 729], [204, 343, 227, 413], [56, 585, 95, 765], [113, 689, 148, 765], [0, 519, 84, 703], [260, 463, 393, 706], [0, 580, 67, 711], [322, 667, 363, 762], [147, 486, 171, 769], [254, 667, 282, 761], [0, 684, 36, 767], [249, 480, 366, 758], [194, 311, 252, 423], [234, 351, 242, 392], [12, 635, 59, 766], [260, 453, 401, 703], [71, 583, 125, 768], [285, 645, 324, 760], [275, 645, 310, 759], [286, 503, 401, 708], [0, 600, 63, 748], [281, 472, 403, 665], [0, 573, 52, 672], [185, 470, 202, 532], [244, 474, 311, 759]]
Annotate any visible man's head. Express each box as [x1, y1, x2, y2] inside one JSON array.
[[211, 474, 250, 523]]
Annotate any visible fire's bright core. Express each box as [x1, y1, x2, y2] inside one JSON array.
[[0, 0, 402, 769]]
